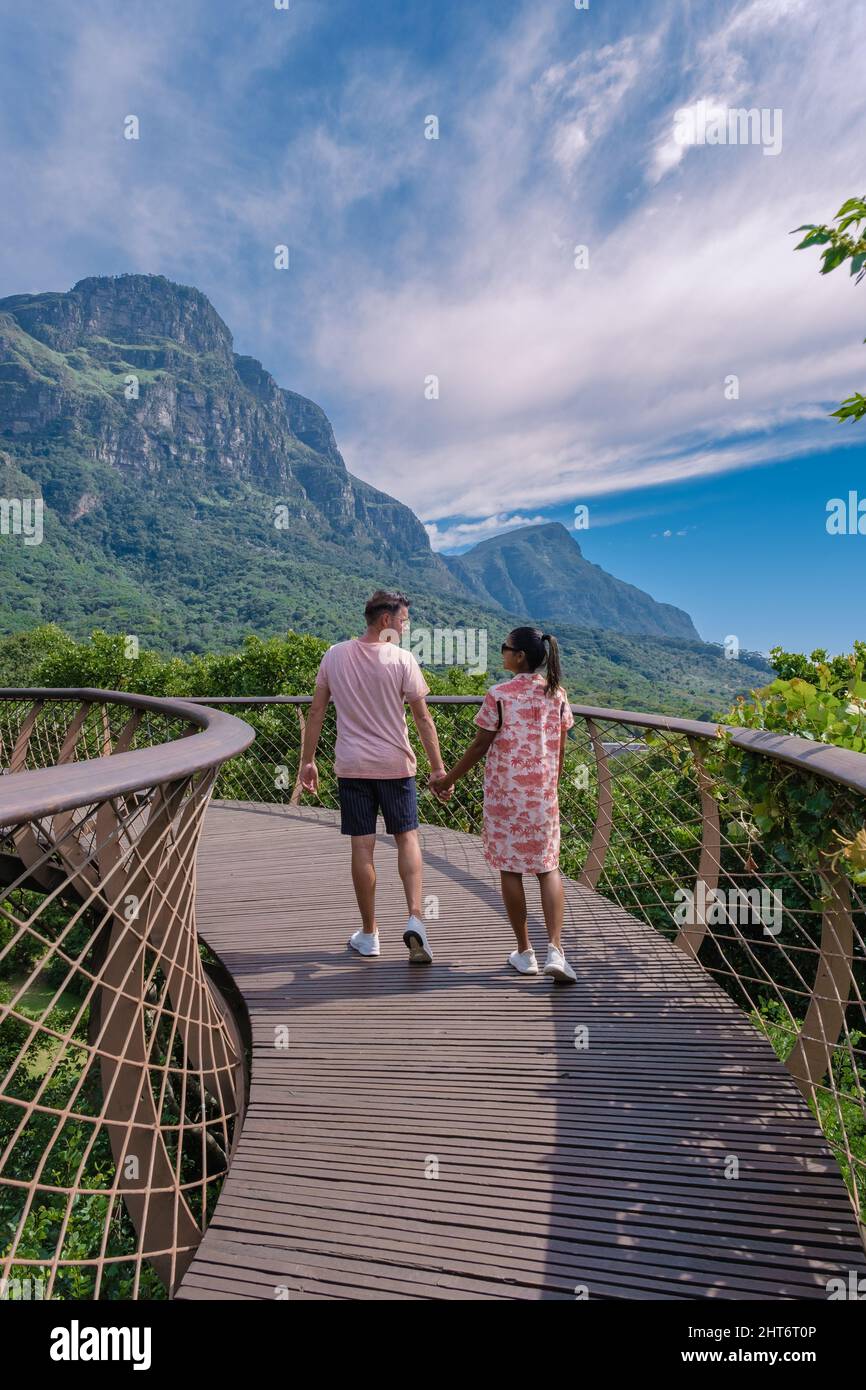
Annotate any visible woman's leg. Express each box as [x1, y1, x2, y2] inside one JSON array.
[[537, 868, 565, 949], [500, 871, 530, 952]]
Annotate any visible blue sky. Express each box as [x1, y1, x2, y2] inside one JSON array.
[[0, 0, 864, 654]]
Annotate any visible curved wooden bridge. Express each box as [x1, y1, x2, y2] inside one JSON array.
[[1, 691, 865, 1302], [177, 803, 865, 1300]]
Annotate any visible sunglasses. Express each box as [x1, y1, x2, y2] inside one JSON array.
[[501, 643, 519, 653]]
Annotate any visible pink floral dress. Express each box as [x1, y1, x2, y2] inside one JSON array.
[[474, 673, 575, 873]]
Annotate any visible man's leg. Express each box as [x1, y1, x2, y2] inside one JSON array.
[[394, 829, 423, 918], [338, 778, 379, 942], [350, 834, 377, 932], [383, 778, 431, 963]]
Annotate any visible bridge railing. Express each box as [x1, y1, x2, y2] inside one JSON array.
[[189, 694, 866, 1240], [0, 690, 254, 1300], [3, 687, 864, 1295]]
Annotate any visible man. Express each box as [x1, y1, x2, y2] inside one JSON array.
[[299, 590, 450, 963]]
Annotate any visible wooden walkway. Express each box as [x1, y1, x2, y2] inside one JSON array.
[[177, 803, 866, 1300]]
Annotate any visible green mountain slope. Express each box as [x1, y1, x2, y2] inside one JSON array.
[[449, 521, 698, 640], [0, 273, 769, 715]]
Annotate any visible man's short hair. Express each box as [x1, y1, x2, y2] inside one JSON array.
[[364, 589, 410, 624]]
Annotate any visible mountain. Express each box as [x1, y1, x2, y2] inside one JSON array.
[[449, 522, 698, 640], [0, 273, 473, 642], [0, 273, 768, 714]]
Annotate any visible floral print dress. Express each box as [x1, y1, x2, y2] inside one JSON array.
[[474, 673, 574, 873]]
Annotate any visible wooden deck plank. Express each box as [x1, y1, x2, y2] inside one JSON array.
[[177, 803, 866, 1301]]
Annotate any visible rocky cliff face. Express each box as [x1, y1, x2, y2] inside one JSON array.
[[0, 273, 702, 656], [2, 274, 235, 359], [0, 274, 450, 574]]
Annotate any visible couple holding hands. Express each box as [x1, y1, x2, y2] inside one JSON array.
[[300, 589, 576, 984]]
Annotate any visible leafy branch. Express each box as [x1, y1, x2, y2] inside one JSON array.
[[707, 643, 866, 884], [792, 195, 866, 422]]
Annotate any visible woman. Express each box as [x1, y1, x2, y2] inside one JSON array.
[[430, 627, 576, 983]]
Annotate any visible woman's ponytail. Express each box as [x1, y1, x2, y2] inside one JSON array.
[[541, 633, 562, 697], [507, 626, 563, 697]]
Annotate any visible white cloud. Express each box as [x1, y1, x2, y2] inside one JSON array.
[[309, 0, 866, 523], [425, 512, 549, 551], [536, 37, 649, 175], [648, 0, 811, 183], [1, 0, 863, 541]]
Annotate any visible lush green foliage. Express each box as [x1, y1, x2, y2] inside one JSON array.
[[708, 645, 866, 1211], [793, 195, 866, 422], [0, 620, 768, 720], [712, 642, 866, 882], [768, 640, 866, 692]]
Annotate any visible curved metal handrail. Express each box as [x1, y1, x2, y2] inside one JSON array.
[[187, 692, 866, 794], [4, 685, 865, 1294], [0, 690, 255, 1300], [0, 689, 255, 820], [188, 691, 866, 1242]]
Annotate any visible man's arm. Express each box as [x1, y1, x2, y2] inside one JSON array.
[[300, 682, 330, 793], [408, 696, 448, 786]]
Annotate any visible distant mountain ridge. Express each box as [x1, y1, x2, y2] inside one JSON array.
[[447, 522, 698, 641], [0, 273, 768, 714]]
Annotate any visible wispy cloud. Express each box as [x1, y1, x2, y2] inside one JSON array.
[[0, 0, 863, 539], [311, 0, 866, 521], [535, 35, 650, 177], [425, 512, 549, 551]]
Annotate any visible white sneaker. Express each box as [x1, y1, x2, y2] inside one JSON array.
[[349, 928, 380, 957], [403, 915, 432, 964], [508, 948, 539, 975], [543, 945, 576, 984]]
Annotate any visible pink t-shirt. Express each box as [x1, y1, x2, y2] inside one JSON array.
[[315, 638, 430, 778]]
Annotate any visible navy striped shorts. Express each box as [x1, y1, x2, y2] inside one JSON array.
[[337, 776, 419, 837]]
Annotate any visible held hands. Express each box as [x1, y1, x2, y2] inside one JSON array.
[[428, 770, 454, 803], [300, 760, 319, 794]]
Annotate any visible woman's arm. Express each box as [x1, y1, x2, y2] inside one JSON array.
[[431, 727, 498, 790], [558, 725, 568, 783]]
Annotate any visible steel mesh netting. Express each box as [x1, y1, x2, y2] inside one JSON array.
[[563, 714, 866, 1227], [195, 696, 865, 1229], [0, 698, 194, 775], [201, 698, 486, 825], [0, 697, 247, 1300], [211, 702, 311, 805]]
